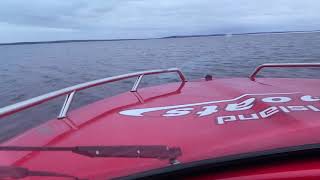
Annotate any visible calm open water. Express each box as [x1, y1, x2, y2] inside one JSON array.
[[1, 33, 320, 142]]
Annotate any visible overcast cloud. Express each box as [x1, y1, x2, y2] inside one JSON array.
[[0, 0, 320, 43]]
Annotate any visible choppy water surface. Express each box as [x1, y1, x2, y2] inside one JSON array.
[[1, 33, 320, 142]]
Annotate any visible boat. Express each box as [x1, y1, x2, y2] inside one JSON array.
[[0, 63, 319, 179]]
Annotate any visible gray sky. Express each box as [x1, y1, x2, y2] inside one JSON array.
[[0, 0, 320, 43]]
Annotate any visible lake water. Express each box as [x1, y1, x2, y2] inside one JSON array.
[[1, 32, 320, 142]]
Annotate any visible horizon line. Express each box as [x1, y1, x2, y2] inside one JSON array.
[[1, 29, 319, 46]]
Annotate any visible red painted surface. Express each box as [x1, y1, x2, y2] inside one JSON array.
[[0, 78, 320, 179]]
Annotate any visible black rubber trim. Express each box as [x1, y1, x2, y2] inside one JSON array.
[[115, 143, 320, 180]]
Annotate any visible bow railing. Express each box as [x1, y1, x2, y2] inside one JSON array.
[[0, 68, 186, 119], [250, 63, 320, 81]]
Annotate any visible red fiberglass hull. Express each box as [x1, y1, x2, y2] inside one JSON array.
[[0, 77, 320, 179]]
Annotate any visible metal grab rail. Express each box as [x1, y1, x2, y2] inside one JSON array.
[[250, 63, 320, 81], [0, 68, 186, 119]]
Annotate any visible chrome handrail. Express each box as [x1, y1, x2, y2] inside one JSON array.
[[0, 68, 186, 119], [250, 63, 320, 81]]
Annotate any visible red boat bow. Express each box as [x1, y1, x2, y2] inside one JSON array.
[[0, 63, 319, 179]]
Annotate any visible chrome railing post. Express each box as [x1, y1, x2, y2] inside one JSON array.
[[166, 68, 187, 82], [57, 91, 76, 119], [177, 70, 187, 82], [131, 75, 144, 92]]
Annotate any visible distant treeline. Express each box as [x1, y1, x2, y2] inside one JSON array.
[[163, 30, 320, 39], [1, 30, 319, 46]]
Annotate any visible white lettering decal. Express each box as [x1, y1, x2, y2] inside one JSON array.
[[239, 114, 259, 121], [262, 97, 291, 103], [260, 107, 279, 118], [117, 92, 320, 127], [287, 106, 308, 111], [279, 106, 290, 112], [196, 106, 218, 117], [119, 92, 298, 116], [163, 108, 194, 117], [225, 98, 255, 111], [308, 105, 320, 112], [217, 116, 236, 125], [301, 95, 320, 102]]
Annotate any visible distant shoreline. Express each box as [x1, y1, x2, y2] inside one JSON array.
[[1, 30, 319, 46]]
